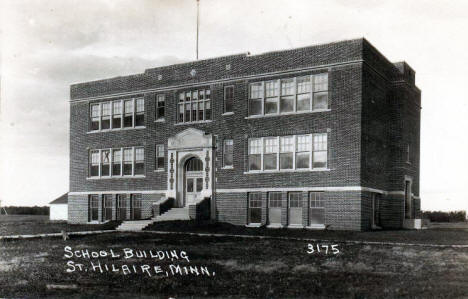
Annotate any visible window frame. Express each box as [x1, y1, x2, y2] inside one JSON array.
[[223, 139, 234, 168], [177, 88, 211, 124], [247, 133, 328, 173], [155, 144, 165, 171], [156, 94, 165, 120], [223, 86, 234, 114], [88, 146, 145, 179], [248, 192, 262, 225], [89, 98, 145, 132], [248, 73, 329, 117]]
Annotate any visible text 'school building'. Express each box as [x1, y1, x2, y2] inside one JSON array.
[[68, 38, 421, 231]]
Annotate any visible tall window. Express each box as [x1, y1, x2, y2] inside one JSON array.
[[112, 149, 122, 176], [248, 134, 327, 172], [124, 100, 134, 128], [88, 195, 99, 222], [248, 193, 262, 224], [309, 192, 325, 225], [90, 104, 100, 131], [101, 102, 111, 130], [248, 138, 262, 171], [101, 150, 110, 177], [123, 148, 133, 175], [103, 194, 113, 221], [89, 150, 100, 177], [268, 192, 282, 225], [178, 89, 211, 123], [248, 73, 328, 116], [155, 145, 165, 170], [312, 133, 327, 168], [112, 101, 122, 129], [224, 86, 234, 113], [223, 139, 233, 167], [156, 95, 165, 120], [134, 147, 145, 175], [116, 194, 127, 220], [135, 98, 145, 126], [406, 144, 411, 163]]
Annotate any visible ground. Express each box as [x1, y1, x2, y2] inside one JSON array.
[[1, 216, 467, 298]]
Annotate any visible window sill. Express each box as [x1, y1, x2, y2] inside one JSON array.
[[87, 126, 146, 134], [245, 223, 262, 228], [175, 120, 212, 126], [245, 109, 331, 119], [222, 112, 234, 116], [154, 118, 165, 122], [221, 166, 234, 170], [153, 169, 165, 172], [287, 224, 305, 229], [266, 224, 283, 229], [87, 175, 146, 180], [243, 168, 330, 174], [306, 224, 326, 230]]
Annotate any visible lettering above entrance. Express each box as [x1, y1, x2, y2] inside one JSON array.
[[168, 128, 213, 150]]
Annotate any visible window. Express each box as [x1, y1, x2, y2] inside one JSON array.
[[248, 193, 262, 224], [116, 194, 127, 220], [113, 101, 122, 129], [135, 98, 144, 126], [155, 145, 165, 170], [112, 149, 122, 176], [89, 195, 99, 222], [156, 95, 165, 120], [296, 135, 311, 169], [223, 139, 233, 167], [101, 149, 110, 176], [89, 150, 100, 177], [268, 192, 282, 225], [124, 100, 134, 128], [312, 133, 327, 168], [224, 86, 234, 113], [248, 138, 262, 171], [248, 73, 328, 117], [177, 88, 211, 123], [265, 81, 279, 114], [249, 82, 263, 116], [406, 144, 410, 163], [90, 104, 100, 131], [288, 192, 303, 226], [263, 137, 278, 170], [131, 194, 142, 220], [103, 194, 113, 221], [123, 148, 133, 175], [309, 192, 325, 225], [247, 133, 327, 172], [280, 136, 294, 170], [134, 147, 145, 175], [101, 102, 111, 130]]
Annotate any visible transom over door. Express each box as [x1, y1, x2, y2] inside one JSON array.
[[184, 157, 204, 206]]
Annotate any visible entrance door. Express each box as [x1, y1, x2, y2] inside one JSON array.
[[288, 192, 303, 226], [184, 157, 204, 206]]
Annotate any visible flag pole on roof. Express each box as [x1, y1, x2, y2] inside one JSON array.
[[196, 0, 200, 60]]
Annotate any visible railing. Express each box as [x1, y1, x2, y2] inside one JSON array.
[[188, 197, 211, 220], [152, 197, 174, 217]]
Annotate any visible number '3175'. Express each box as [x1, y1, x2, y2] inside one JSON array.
[[307, 244, 340, 255]]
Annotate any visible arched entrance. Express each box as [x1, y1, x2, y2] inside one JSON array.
[[183, 157, 204, 207]]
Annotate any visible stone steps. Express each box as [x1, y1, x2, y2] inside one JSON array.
[[116, 207, 190, 231]]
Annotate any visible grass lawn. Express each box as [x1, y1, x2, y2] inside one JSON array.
[[0, 215, 119, 236], [145, 220, 468, 245], [0, 232, 467, 298]]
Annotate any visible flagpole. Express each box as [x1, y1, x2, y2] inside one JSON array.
[[196, 0, 200, 60]]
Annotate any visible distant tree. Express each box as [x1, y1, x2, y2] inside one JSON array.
[[422, 210, 466, 222], [3, 206, 49, 215]]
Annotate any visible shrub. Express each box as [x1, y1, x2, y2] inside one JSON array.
[[422, 210, 466, 222]]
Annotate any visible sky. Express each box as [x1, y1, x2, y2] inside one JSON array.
[[0, 0, 467, 212]]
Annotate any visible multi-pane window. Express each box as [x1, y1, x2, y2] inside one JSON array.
[[312, 133, 327, 168], [101, 102, 111, 130], [112, 149, 122, 176], [89, 98, 144, 131], [90, 104, 100, 130], [248, 138, 262, 171], [263, 137, 278, 170], [265, 81, 279, 114], [177, 89, 211, 123], [135, 98, 145, 126], [134, 147, 145, 175], [248, 73, 328, 116], [89, 151, 100, 177], [223, 139, 233, 167], [248, 134, 327, 172], [89, 195, 99, 222], [101, 150, 110, 176], [155, 145, 165, 170], [89, 147, 144, 178], [123, 148, 133, 175], [224, 86, 234, 113], [289, 192, 303, 208], [116, 194, 127, 220], [268, 192, 282, 208], [156, 95, 165, 120], [103, 194, 113, 221], [248, 193, 262, 224], [309, 192, 325, 225], [280, 136, 294, 170]]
